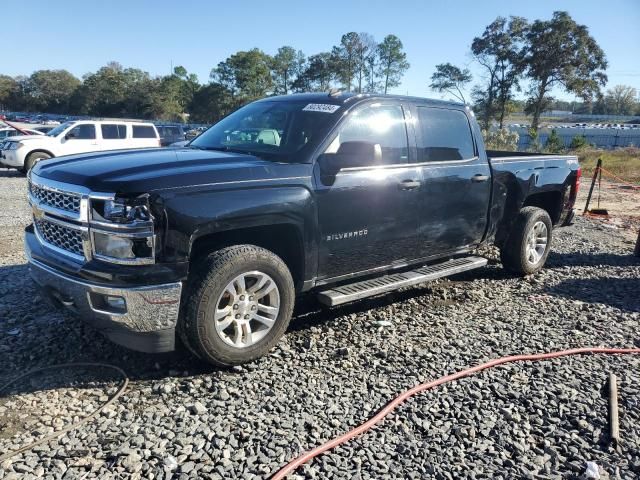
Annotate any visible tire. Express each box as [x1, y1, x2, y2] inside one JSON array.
[[500, 206, 553, 276], [180, 245, 295, 366], [24, 151, 52, 173]]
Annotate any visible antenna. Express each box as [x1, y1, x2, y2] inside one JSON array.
[[328, 88, 342, 98]]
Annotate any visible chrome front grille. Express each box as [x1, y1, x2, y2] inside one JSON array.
[[35, 219, 84, 258], [29, 181, 81, 214]]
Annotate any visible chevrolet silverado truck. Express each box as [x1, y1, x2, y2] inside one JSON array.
[[25, 93, 581, 366]]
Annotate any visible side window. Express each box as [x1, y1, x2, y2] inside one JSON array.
[[132, 126, 157, 138], [325, 104, 408, 165], [68, 124, 96, 140], [101, 124, 126, 139], [416, 107, 475, 161]]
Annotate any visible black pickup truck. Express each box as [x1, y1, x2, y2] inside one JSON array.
[[25, 93, 581, 366]]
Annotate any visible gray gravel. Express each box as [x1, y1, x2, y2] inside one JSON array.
[[1, 167, 639, 479]]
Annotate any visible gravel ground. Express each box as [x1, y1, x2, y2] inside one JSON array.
[[0, 167, 639, 480]]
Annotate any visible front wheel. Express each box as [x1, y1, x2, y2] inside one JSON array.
[[24, 151, 52, 173], [500, 207, 553, 275], [181, 245, 295, 366]]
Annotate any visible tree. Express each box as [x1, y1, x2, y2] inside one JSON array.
[[173, 65, 200, 100], [524, 11, 607, 131], [0, 75, 18, 110], [430, 63, 471, 103], [354, 33, 376, 93], [271, 46, 305, 95], [330, 32, 362, 91], [188, 83, 234, 123], [25, 70, 80, 113], [471, 16, 528, 129], [75, 62, 159, 118], [294, 52, 333, 92], [377, 35, 409, 94], [211, 49, 273, 101], [603, 85, 637, 115]]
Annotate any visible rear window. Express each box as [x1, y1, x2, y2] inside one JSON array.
[[132, 125, 157, 138], [101, 124, 127, 139], [416, 107, 475, 161]]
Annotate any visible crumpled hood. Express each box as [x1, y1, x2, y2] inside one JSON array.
[[32, 147, 303, 194]]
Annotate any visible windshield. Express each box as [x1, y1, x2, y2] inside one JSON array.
[[47, 121, 75, 137], [190, 100, 341, 162]]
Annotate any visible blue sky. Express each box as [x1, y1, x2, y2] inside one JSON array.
[[6, 0, 640, 101]]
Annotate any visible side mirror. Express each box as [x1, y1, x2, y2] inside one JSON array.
[[65, 132, 76, 140], [318, 141, 382, 177]]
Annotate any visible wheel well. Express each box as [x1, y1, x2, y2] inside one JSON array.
[[26, 149, 55, 161], [190, 224, 305, 289], [522, 192, 562, 224]]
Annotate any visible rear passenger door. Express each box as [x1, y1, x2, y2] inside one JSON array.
[[100, 123, 128, 151], [314, 102, 423, 281], [412, 106, 491, 256]]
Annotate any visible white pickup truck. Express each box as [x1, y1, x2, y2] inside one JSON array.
[[0, 120, 160, 172]]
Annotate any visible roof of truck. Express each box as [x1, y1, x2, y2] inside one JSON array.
[[258, 92, 466, 109]]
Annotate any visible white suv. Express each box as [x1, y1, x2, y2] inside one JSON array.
[[0, 120, 160, 172]]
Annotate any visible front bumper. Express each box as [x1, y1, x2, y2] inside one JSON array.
[[0, 149, 23, 168], [27, 248, 182, 353]]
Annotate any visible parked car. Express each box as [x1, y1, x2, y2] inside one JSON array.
[[0, 127, 44, 140], [33, 126, 55, 134], [156, 124, 186, 146], [25, 93, 580, 366], [185, 126, 207, 140], [0, 120, 160, 172]]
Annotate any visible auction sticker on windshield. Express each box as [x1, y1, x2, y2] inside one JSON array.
[[302, 104, 341, 113]]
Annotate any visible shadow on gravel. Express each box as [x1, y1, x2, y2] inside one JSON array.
[[545, 277, 640, 313], [0, 168, 23, 178], [548, 251, 640, 268]]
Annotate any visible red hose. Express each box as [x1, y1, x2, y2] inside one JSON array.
[[271, 347, 640, 479]]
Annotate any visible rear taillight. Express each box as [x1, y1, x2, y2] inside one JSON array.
[[569, 166, 581, 203]]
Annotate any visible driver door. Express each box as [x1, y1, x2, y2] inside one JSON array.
[[313, 102, 423, 282], [60, 123, 99, 156]]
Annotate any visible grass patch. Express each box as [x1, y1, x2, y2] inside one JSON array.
[[574, 147, 640, 184]]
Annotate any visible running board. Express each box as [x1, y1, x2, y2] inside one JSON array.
[[317, 256, 487, 307]]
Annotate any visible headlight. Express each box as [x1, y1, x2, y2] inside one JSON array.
[[7, 142, 21, 150], [90, 195, 156, 264], [102, 198, 151, 223], [93, 231, 154, 262]]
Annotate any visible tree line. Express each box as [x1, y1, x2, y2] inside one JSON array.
[[0, 32, 409, 124], [430, 11, 640, 131], [1, 12, 638, 129]]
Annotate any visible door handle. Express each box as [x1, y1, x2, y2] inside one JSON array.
[[471, 174, 490, 182], [398, 179, 421, 190]]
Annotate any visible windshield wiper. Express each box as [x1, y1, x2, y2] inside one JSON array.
[[190, 145, 267, 159]]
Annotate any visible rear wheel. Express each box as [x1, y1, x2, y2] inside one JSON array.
[[24, 151, 51, 173], [181, 245, 295, 366], [500, 207, 552, 275]]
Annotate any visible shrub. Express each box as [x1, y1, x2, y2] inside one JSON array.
[[569, 135, 589, 150], [545, 129, 564, 153], [528, 128, 542, 152], [482, 128, 520, 151]]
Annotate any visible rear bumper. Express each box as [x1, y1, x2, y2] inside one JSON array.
[[27, 246, 182, 353]]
